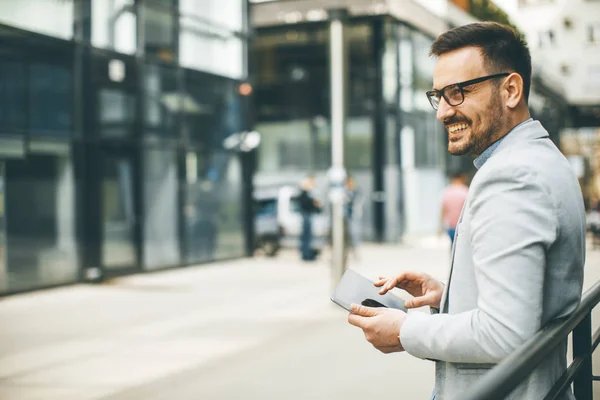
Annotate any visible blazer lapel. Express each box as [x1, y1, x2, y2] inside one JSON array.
[[440, 202, 467, 313]]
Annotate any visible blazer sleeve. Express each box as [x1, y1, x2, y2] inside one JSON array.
[[400, 165, 559, 363]]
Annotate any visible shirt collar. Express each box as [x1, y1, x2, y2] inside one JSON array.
[[473, 118, 534, 169]]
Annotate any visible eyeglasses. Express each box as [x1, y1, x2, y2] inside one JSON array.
[[426, 73, 510, 111]]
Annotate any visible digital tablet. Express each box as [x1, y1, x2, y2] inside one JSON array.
[[330, 268, 407, 312]]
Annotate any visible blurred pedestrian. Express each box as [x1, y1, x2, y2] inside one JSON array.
[[440, 172, 469, 247], [347, 22, 586, 400], [298, 175, 320, 261], [344, 175, 363, 260]]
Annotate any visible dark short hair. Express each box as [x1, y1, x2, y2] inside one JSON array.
[[430, 22, 532, 103]]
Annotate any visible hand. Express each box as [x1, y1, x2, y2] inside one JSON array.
[[375, 271, 444, 309], [348, 304, 406, 354]]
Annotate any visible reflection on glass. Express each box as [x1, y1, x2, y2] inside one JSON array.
[[180, 22, 244, 79], [144, 64, 178, 139], [182, 150, 244, 263], [144, 3, 176, 61], [180, 0, 243, 32], [3, 154, 77, 292], [102, 157, 136, 268], [143, 149, 179, 269], [0, 0, 73, 39], [99, 88, 135, 138], [0, 163, 5, 293], [91, 0, 136, 54], [0, 60, 27, 134], [179, 0, 244, 77], [29, 63, 72, 137]]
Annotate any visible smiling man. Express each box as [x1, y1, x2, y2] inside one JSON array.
[[347, 22, 586, 399]]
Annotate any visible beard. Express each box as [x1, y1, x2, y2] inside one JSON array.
[[446, 94, 505, 156]]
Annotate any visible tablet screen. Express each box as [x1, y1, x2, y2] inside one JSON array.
[[330, 268, 407, 312]]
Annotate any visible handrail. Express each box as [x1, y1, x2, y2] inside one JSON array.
[[461, 280, 600, 400]]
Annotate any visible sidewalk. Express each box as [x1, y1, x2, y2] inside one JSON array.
[[0, 240, 599, 400]]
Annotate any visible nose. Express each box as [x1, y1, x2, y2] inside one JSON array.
[[436, 97, 455, 122]]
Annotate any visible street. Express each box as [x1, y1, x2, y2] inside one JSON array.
[[0, 238, 599, 400]]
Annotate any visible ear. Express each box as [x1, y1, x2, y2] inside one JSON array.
[[504, 73, 524, 109]]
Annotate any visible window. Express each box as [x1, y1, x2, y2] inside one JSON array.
[[0, 0, 73, 39], [589, 24, 600, 44], [143, 149, 180, 269], [29, 64, 73, 138], [0, 60, 72, 138], [0, 61, 27, 135], [179, 17, 245, 78], [92, 0, 137, 55], [179, 0, 246, 78], [538, 30, 555, 47], [144, 64, 178, 140], [180, 0, 244, 32], [143, 0, 177, 62]]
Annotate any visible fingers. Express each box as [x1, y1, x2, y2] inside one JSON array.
[[378, 276, 402, 294], [348, 305, 378, 328], [404, 292, 436, 309], [350, 303, 382, 317], [348, 312, 366, 328], [374, 277, 387, 287]]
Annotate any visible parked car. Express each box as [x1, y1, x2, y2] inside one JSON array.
[[253, 185, 330, 257]]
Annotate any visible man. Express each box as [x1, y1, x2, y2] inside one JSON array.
[[440, 172, 469, 247], [347, 22, 586, 399], [298, 175, 320, 261]]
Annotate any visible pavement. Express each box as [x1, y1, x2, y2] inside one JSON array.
[[0, 236, 599, 400]]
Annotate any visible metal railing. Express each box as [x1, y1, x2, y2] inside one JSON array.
[[462, 281, 600, 400]]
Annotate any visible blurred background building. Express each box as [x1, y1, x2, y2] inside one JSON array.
[[0, 0, 252, 294], [249, 0, 575, 243], [498, 0, 600, 206], [0, 0, 598, 295]]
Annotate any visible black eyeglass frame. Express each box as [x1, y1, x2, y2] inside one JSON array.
[[425, 72, 511, 110]]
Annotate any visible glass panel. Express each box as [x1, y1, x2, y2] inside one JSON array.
[[348, 24, 375, 117], [98, 88, 136, 138], [143, 3, 176, 62], [144, 64, 178, 139], [346, 117, 372, 170], [0, 60, 27, 135], [180, 21, 244, 79], [213, 153, 244, 259], [29, 63, 72, 138], [0, 163, 5, 293], [183, 72, 242, 146], [143, 149, 180, 269], [3, 153, 77, 292], [255, 120, 313, 172], [412, 31, 435, 112], [92, 0, 137, 55], [180, 0, 244, 32], [182, 150, 244, 263], [102, 156, 137, 268], [398, 26, 414, 112], [0, 0, 73, 39]]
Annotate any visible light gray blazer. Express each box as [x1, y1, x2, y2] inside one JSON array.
[[401, 120, 586, 400]]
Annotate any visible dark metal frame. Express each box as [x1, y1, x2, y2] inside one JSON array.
[[461, 281, 600, 400]]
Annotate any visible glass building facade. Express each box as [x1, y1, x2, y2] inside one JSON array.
[[0, 0, 251, 294], [251, 7, 571, 242], [252, 16, 448, 242]]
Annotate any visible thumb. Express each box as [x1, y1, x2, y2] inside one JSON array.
[[350, 303, 382, 317], [404, 293, 436, 309]]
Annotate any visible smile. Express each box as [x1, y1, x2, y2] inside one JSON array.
[[447, 123, 469, 133]]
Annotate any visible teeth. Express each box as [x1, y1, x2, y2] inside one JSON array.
[[448, 123, 468, 133]]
